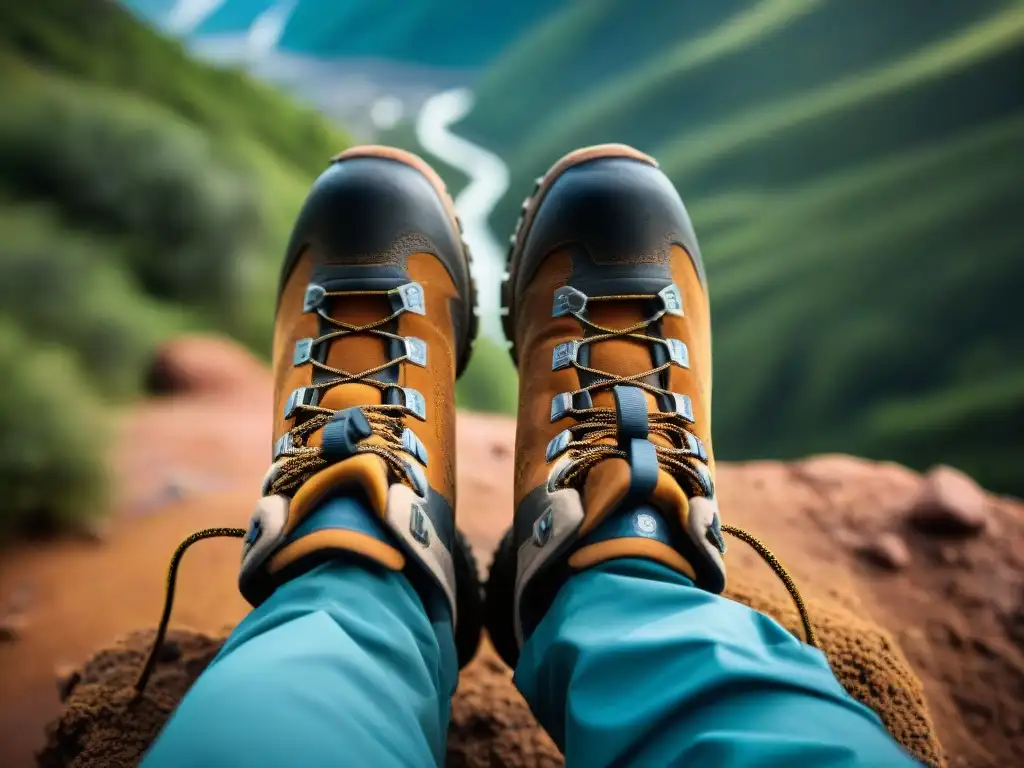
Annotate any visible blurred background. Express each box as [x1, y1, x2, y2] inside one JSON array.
[[1, 0, 1021, 541]]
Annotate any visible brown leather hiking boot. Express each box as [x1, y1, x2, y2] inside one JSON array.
[[237, 145, 482, 666], [485, 144, 730, 666]]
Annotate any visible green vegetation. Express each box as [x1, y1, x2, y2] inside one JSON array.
[[456, 338, 519, 415], [0, 0, 352, 536], [450, 0, 1024, 496], [0, 200, 181, 400], [2, 0, 341, 177], [0, 322, 110, 537], [0, 0, 521, 536]]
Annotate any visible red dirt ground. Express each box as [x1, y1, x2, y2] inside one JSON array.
[[1, 337, 1022, 766]]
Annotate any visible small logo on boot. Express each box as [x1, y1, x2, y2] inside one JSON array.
[[410, 504, 430, 546], [532, 508, 554, 547], [634, 512, 658, 537], [244, 518, 263, 549]]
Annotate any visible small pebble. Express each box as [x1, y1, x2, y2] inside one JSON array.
[[856, 533, 911, 571], [0, 613, 29, 643], [905, 465, 987, 537]]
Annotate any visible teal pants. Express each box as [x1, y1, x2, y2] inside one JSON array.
[[144, 497, 918, 767]]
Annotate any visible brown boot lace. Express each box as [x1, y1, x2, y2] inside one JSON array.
[[270, 285, 428, 497], [551, 293, 709, 494], [134, 527, 246, 697], [549, 291, 818, 648]]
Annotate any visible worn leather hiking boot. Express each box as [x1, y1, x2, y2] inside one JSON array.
[[485, 144, 786, 668], [235, 145, 482, 666]]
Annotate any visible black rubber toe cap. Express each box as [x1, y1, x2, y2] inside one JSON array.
[[516, 157, 706, 299], [280, 156, 470, 296]]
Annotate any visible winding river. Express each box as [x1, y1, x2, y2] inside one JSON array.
[[416, 89, 509, 342]]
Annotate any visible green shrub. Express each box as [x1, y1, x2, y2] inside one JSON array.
[[0, 321, 110, 538], [456, 338, 519, 414], [0, 0, 355, 541], [0, 0, 346, 176], [0, 82, 263, 313], [0, 201, 189, 399]]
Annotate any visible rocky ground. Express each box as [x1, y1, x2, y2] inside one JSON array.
[[1, 337, 1022, 766]]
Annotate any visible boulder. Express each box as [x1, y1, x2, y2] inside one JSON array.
[[145, 336, 269, 397]]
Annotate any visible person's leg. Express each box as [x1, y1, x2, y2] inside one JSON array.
[[491, 145, 919, 766], [516, 553, 919, 767], [143, 496, 457, 768], [140, 146, 481, 766]]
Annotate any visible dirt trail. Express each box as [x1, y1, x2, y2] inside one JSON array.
[[2, 338, 1022, 766]]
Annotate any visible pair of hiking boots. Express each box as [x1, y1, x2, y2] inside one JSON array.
[[227, 142, 735, 671]]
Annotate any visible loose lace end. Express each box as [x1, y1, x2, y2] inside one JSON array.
[[133, 527, 247, 697], [722, 523, 818, 648]]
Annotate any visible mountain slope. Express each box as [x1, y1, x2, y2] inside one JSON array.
[[117, 0, 1024, 496], [129, 0, 567, 69], [0, 0, 352, 533], [457, 0, 1024, 496]]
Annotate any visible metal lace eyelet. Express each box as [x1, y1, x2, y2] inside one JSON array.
[[658, 284, 684, 316], [552, 340, 579, 371], [303, 284, 326, 313], [404, 337, 427, 367], [666, 393, 694, 423], [552, 286, 588, 317], [391, 282, 426, 315], [545, 429, 572, 462], [547, 455, 574, 493], [664, 339, 690, 368], [293, 338, 314, 366], [385, 386, 427, 421], [284, 387, 317, 419], [401, 428, 429, 465], [273, 432, 295, 461]]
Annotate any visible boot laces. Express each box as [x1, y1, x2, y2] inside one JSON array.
[[552, 291, 818, 650], [270, 287, 423, 497], [133, 527, 247, 698], [133, 288, 432, 696], [131, 291, 818, 700], [551, 293, 709, 495]]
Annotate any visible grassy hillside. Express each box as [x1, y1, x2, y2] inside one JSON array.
[[0, 0, 353, 535], [453, 0, 1024, 495], [131, 0, 566, 70], [1, 0, 352, 347], [0, 0, 521, 535], [2, 0, 343, 177]]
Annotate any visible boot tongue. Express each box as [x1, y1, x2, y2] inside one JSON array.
[[576, 377, 703, 532], [574, 299, 672, 492], [583, 299, 660, 411], [293, 292, 400, 515], [316, 293, 393, 414]]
